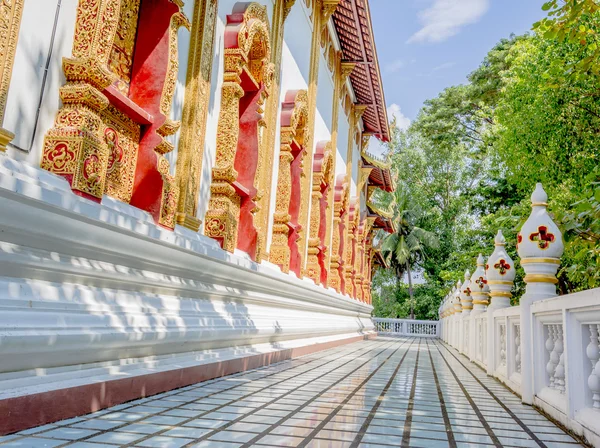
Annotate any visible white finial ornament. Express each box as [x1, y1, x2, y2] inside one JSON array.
[[453, 285, 462, 314], [517, 183, 564, 297], [486, 230, 515, 309], [460, 270, 472, 314], [471, 254, 490, 314]]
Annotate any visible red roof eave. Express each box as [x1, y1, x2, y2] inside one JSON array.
[[332, 0, 390, 141]]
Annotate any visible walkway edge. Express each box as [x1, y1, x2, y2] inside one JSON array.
[[0, 332, 376, 436]]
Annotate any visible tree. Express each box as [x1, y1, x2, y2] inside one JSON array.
[[380, 188, 439, 319]]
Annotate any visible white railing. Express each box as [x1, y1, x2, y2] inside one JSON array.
[[441, 288, 600, 447], [372, 318, 439, 337], [438, 184, 600, 446]]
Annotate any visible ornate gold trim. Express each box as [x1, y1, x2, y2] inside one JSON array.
[[254, 0, 294, 260], [175, 0, 219, 231], [490, 291, 513, 298], [204, 2, 274, 254], [270, 89, 309, 272], [472, 300, 489, 305], [305, 141, 333, 283], [523, 274, 559, 284], [297, 0, 326, 274], [0, 0, 24, 150], [487, 280, 514, 285], [520, 258, 561, 265]]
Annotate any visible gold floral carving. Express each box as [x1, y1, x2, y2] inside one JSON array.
[[254, 0, 295, 261], [108, 0, 141, 95], [328, 178, 348, 293], [42, 0, 187, 228], [204, 2, 273, 254], [322, 53, 342, 280], [42, 0, 125, 197], [297, 0, 331, 274], [0, 0, 24, 150], [175, 0, 218, 231], [305, 142, 333, 284], [161, 12, 190, 117], [270, 90, 308, 271]]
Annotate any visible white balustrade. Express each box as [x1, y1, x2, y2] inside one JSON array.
[[436, 184, 600, 446], [372, 318, 439, 337]]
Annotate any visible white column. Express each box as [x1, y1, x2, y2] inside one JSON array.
[[486, 230, 515, 375], [518, 183, 564, 404]]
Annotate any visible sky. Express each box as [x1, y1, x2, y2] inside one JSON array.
[[369, 0, 548, 133]]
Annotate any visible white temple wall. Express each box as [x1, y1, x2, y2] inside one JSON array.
[[164, 1, 195, 176], [266, 36, 310, 250], [197, 0, 275, 227], [350, 127, 359, 196], [4, 0, 78, 165], [336, 103, 350, 178]]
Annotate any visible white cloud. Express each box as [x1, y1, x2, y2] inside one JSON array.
[[387, 104, 411, 131], [408, 0, 490, 44], [384, 59, 405, 74], [432, 61, 456, 72]]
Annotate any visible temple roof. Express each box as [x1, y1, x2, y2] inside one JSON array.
[[366, 202, 395, 233], [333, 0, 390, 142], [362, 152, 394, 193]]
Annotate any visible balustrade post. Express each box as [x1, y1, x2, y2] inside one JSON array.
[[471, 254, 490, 365], [486, 230, 516, 375], [459, 271, 473, 358], [587, 324, 600, 409], [518, 183, 564, 404], [454, 281, 463, 349]]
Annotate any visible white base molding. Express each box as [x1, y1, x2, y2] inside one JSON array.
[[0, 155, 375, 435]]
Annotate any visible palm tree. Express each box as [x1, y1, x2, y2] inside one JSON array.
[[380, 190, 439, 319]]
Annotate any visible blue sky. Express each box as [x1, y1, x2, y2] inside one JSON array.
[[370, 0, 548, 131]]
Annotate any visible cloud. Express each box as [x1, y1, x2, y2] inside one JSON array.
[[432, 61, 456, 72], [384, 59, 405, 74], [408, 0, 490, 44], [387, 104, 411, 131]]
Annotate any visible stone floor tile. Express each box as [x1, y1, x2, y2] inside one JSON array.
[[116, 423, 170, 434], [255, 434, 304, 446], [38, 427, 99, 441], [14, 338, 587, 448], [208, 430, 257, 443], [0, 438, 65, 448], [135, 435, 195, 447], [87, 431, 146, 444]]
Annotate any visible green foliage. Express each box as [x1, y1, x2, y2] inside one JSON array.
[[372, 3, 600, 318], [534, 0, 600, 79]]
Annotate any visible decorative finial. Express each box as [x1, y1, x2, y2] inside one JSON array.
[[518, 183, 564, 300], [487, 230, 515, 309], [494, 230, 505, 246], [471, 254, 489, 314], [531, 182, 548, 206], [460, 270, 472, 314]]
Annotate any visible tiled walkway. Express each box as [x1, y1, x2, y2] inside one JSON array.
[[0, 337, 585, 448]]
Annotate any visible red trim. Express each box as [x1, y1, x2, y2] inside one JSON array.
[[0, 333, 376, 436]]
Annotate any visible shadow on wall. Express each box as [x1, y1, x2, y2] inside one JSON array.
[[8, 10, 66, 158]]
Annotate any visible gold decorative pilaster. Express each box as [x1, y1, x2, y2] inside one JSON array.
[[321, 52, 342, 279], [344, 198, 358, 297], [175, 0, 219, 231], [328, 177, 348, 292], [345, 104, 366, 178], [255, 0, 294, 260], [298, 0, 340, 276], [305, 141, 333, 284], [269, 90, 308, 272], [204, 3, 273, 255], [0, 0, 23, 151]]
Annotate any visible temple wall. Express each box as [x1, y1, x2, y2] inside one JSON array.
[[0, 0, 388, 433], [4, 0, 78, 163], [164, 0, 195, 176]]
